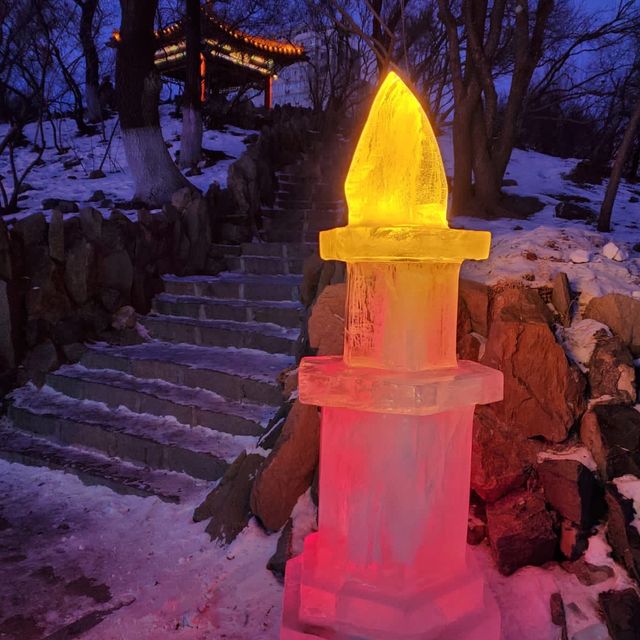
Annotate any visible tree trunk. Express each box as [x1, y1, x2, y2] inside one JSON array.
[[79, 0, 102, 123], [471, 105, 501, 214], [116, 0, 192, 205], [450, 107, 473, 215], [598, 95, 640, 232], [179, 0, 202, 168]]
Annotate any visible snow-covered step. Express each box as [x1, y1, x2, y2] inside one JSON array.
[[162, 273, 302, 302], [225, 255, 304, 276], [153, 293, 303, 328], [81, 342, 289, 406], [46, 365, 270, 436], [8, 385, 249, 481], [141, 314, 300, 355], [0, 426, 205, 503], [240, 241, 317, 259]]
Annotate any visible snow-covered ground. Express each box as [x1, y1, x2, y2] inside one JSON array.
[[0, 105, 253, 224], [0, 455, 634, 640]]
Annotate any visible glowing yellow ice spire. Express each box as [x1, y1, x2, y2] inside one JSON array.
[[320, 72, 491, 264], [345, 71, 448, 228]]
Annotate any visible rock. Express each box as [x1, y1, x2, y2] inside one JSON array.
[[485, 489, 557, 576], [88, 169, 105, 179], [555, 201, 595, 221], [557, 319, 611, 372], [111, 305, 136, 331], [171, 186, 194, 211], [193, 452, 264, 544], [63, 157, 81, 169], [48, 209, 64, 262], [300, 251, 324, 307], [471, 405, 542, 502], [100, 288, 122, 313], [561, 557, 614, 586], [457, 332, 484, 361], [250, 400, 320, 531], [88, 189, 105, 202], [558, 519, 589, 560], [98, 250, 133, 295], [482, 292, 586, 442], [267, 518, 293, 582], [0, 280, 15, 369], [308, 283, 346, 356], [580, 406, 640, 480], [13, 212, 46, 246], [588, 335, 636, 403], [584, 293, 640, 356], [551, 272, 572, 326], [467, 503, 486, 545], [502, 178, 518, 187], [605, 480, 640, 582], [549, 593, 567, 638], [537, 459, 598, 526], [459, 279, 489, 336], [42, 199, 78, 213], [23, 340, 58, 386], [42, 197, 59, 210], [79, 207, 103, 242], [62, 343, 86, 362], [64, 239, 94, 305], [490, 285, 553, 325], [599, 589, 640, 639], [603, 241, 628, 262], [569, 249, 590, 264]]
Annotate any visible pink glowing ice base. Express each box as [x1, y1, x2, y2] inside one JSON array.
[[280, 72, 503, 639]]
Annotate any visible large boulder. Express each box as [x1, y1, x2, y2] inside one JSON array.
[[537, 459, 600, 527], [98, 250, 133, 296], [584, 293, 640, 356], [0, 280, 14, 369], [471, 405, 542, 502], [588, 335, 636, 404], [250, 400, 320, 531], [605, 479, 640, 584], [482, 287, 586, 442], [308, 283, 346, 357], [64, 239, 94, 305], [485, 489, 557, 576], [48, 209, 65, 263], [580, 406, 640, 480], [599, 589, 640, 638], [79, 207, 103, 242], [0, 218, 11, 280], [193, 451, 264, 544], [459, 279, 489, 336]]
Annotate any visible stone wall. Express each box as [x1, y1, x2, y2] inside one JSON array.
[[0, 188, 221, 394]]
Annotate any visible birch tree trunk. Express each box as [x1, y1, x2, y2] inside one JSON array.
[[77, 0, 102, 123], [116, 0, 193, 205], [179, 0, 202, 168]]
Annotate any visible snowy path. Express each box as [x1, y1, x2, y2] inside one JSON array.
[[1, 456, 631, 639]]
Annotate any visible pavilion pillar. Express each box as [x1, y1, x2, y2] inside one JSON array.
[[265, 76, 273, 110]]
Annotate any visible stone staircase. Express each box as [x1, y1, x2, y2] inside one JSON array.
[[0, 241, 315, 503]]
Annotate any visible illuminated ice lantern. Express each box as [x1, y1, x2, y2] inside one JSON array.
[[280, 72, 504, 639]]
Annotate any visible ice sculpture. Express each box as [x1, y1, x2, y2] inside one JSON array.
[[280, 72, 504, 640]]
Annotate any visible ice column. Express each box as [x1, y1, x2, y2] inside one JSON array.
[[280, 72, 504, 640]]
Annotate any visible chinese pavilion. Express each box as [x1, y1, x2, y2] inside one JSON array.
[[153, 5, 305, 108]]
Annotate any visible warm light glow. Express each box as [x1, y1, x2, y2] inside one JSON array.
[[345, 71, 448, 228]]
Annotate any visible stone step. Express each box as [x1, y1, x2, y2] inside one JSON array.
[[81, 342, 289, 406], [210, 243, 242, 257], [8, 385, 250, 481], [0, 426, 205, 503], [153, 293, 303, 328], [240, 241, 316, 259], [225, 255, 304, 276], [142, 314, 300, 355], [162, 273, 302, 302], [46, 365, 271, 436]]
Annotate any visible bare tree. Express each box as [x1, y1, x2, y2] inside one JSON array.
[[116, 0, 193, 205], [75, 0, 102, 123], [598, 91, 640, 232], [179, 0, 202, 168]]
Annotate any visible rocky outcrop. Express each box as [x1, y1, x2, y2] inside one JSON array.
[[307, 283, 346, 357], [485, 489, 557, 575], [482, 287, 586, 442], [250, 401, 321, 531], [588, 335, 636, 404], [584, 293, 640, 356]]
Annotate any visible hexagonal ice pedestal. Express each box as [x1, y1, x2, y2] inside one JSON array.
[[281, 363, 502, 640]]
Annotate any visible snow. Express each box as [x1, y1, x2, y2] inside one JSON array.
[[613, 474, 640, 531], [556, 319, 611, 372], [1, 454, 634, 640], [0, 104, 253, 224]]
